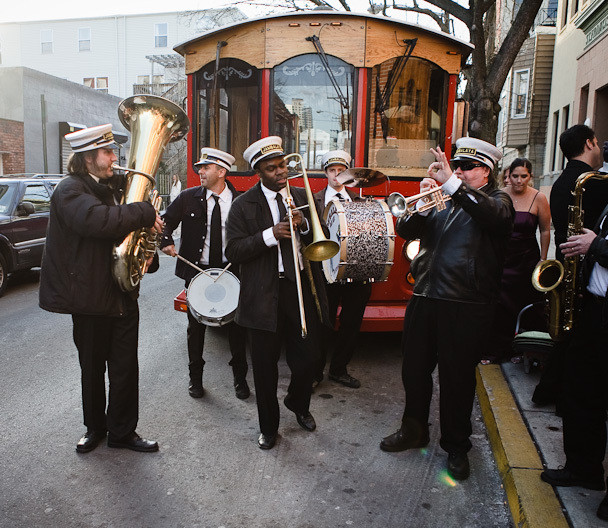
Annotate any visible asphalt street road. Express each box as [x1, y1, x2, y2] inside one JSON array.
[[0, 254, 511, 528]]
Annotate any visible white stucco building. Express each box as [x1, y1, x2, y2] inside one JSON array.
[[0, 8, 245, 98]]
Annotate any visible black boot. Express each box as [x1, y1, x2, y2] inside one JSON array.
[[380, 418, 430, 452], [189, 371, 204, 398]]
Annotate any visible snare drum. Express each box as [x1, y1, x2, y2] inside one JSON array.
[[187, 268, 240, 326], [322, 199, 395, 283]]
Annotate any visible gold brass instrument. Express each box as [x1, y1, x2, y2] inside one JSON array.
[[283, 153, 340, 337], [387, 187, 451, 218], [112, 95, 190, 292], [532, 171, 608, 340]]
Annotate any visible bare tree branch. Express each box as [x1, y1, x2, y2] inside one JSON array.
[[393, 0, 471, 26], [392, 0, 451, 33], [486, 0, 544, 94]]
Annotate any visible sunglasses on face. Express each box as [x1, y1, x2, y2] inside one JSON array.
[[451, 160, 485, 171]]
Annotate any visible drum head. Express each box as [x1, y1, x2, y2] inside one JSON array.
[[187, 269, 240, 326], [322, 200, 347, 283]]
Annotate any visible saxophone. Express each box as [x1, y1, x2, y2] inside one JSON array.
[[111, 95, 190, 292], [532, 171, 608, 340]]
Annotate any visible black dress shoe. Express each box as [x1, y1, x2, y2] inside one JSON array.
[[328, 372, 361, 389], [189, 383, 204, 398], [76, 430, 106, 453], [540, 468, 605, 490], [597, 493, 608, 521], [284, 397, 316, 432], [258, 433, 277, 450], [107, 433, 159, 452], [447, 452, 470, 481], [380, 428, 430, 452], [234, 380, 250, 400]]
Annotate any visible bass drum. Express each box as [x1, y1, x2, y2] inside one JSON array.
[[323, 199, 395, 283], [187, 268, 240, 326]]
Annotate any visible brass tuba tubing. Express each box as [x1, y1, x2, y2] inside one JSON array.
[[111, 94, 190, 292]]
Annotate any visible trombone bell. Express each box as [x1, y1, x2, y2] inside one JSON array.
[[284, 153, 339, 262]]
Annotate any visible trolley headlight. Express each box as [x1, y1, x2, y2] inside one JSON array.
[[403, 239, 420, 262]]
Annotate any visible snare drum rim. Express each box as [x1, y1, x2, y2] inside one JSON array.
[[323, 199, 349, 282], [186, 268, 240, 326]]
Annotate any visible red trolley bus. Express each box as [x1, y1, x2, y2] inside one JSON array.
[[172, 11, 472, 331]]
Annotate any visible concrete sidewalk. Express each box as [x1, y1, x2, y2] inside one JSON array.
[[477, 362, 608, 527]]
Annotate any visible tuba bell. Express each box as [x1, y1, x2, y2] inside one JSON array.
[[111, 95, 190, 292]]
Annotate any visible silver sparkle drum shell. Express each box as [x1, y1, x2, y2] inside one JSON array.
[[322, 199, 395, 283]]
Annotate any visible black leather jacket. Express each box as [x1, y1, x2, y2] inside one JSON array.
[[397, 181, 514, 304]]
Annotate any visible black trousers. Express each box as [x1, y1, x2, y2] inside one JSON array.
[[248, 277, 319, 436], [72, 298, 139, 439], [400, 296, 493, 454], [562, 293, 608, 480], [185, 272, 248, 384], [316, 281, 372, 377]]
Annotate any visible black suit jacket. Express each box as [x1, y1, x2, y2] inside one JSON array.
[[160, 179, 240, 282], [550, 160, 608, 262], [226, 182, 328, 332]]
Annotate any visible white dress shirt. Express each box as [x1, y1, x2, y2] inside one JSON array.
[[260, 183, 305, 272], [324, 186, 352, 206], [588, 216, 608, 297], [200, 184, 232, 265]]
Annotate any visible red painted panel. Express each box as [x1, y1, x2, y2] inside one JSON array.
[[355, 68, 368, 167], [261, 69, 271, 137], [444, 74, 458, 156], [186, 74, 199, 189]]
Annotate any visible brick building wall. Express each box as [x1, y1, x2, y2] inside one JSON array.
[[0, 118, 25, 174]]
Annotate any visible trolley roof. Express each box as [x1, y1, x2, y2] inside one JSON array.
[[174, 11, 473, 75]]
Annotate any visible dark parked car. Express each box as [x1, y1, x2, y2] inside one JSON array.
[[0, 174, 63, 296]]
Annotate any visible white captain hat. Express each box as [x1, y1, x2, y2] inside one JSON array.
[[243, 136, 284, 169], [451, 137, 502, 170], [194, 147, 235, 172], [65, 124, 116, 153], [322, 150, 351, 170]]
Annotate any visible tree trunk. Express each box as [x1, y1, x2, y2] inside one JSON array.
[[468, 89, 502, 142]]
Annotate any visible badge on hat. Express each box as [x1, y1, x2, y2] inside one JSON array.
[[243, 136, 284, 169], [451, 137, 502, 170], [194, 148, 235, 171], [65, 124, 117, 153], [322, 150, 351, 170]]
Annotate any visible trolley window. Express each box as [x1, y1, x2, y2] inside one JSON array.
[[369, 57, 448, 178], [193, 58, 261, 172], [271, 53, 355, 171]]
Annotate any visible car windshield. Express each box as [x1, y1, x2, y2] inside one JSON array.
[[0, 183, 16, 214]]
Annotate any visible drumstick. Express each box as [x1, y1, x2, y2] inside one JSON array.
[[213, 262, 232, 282], [175, 254, 213, 278]]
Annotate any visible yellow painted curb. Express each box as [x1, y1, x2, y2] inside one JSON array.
[[476, 365, 569, 528]]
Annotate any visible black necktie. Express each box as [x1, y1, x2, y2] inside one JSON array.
[[276, 193, 296, 281], [209, 195, 223, 267], [335, 192, 345, 201]]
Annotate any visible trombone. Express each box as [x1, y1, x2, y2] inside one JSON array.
[[283, 153, 340, 338], [387, 186, 451, 218]]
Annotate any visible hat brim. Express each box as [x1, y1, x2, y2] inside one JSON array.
[[74, 140, 117, 153], [194, 159, 231, 171], [450, 154, 493, 169], [252, 151, 285, 169]]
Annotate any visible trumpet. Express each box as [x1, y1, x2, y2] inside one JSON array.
[[283, 153, 340, 338], [387, 187, 451, 218]]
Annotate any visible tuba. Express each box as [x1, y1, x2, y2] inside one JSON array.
[[532, 171, 608, 340], [112, 95, 190, 292]]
